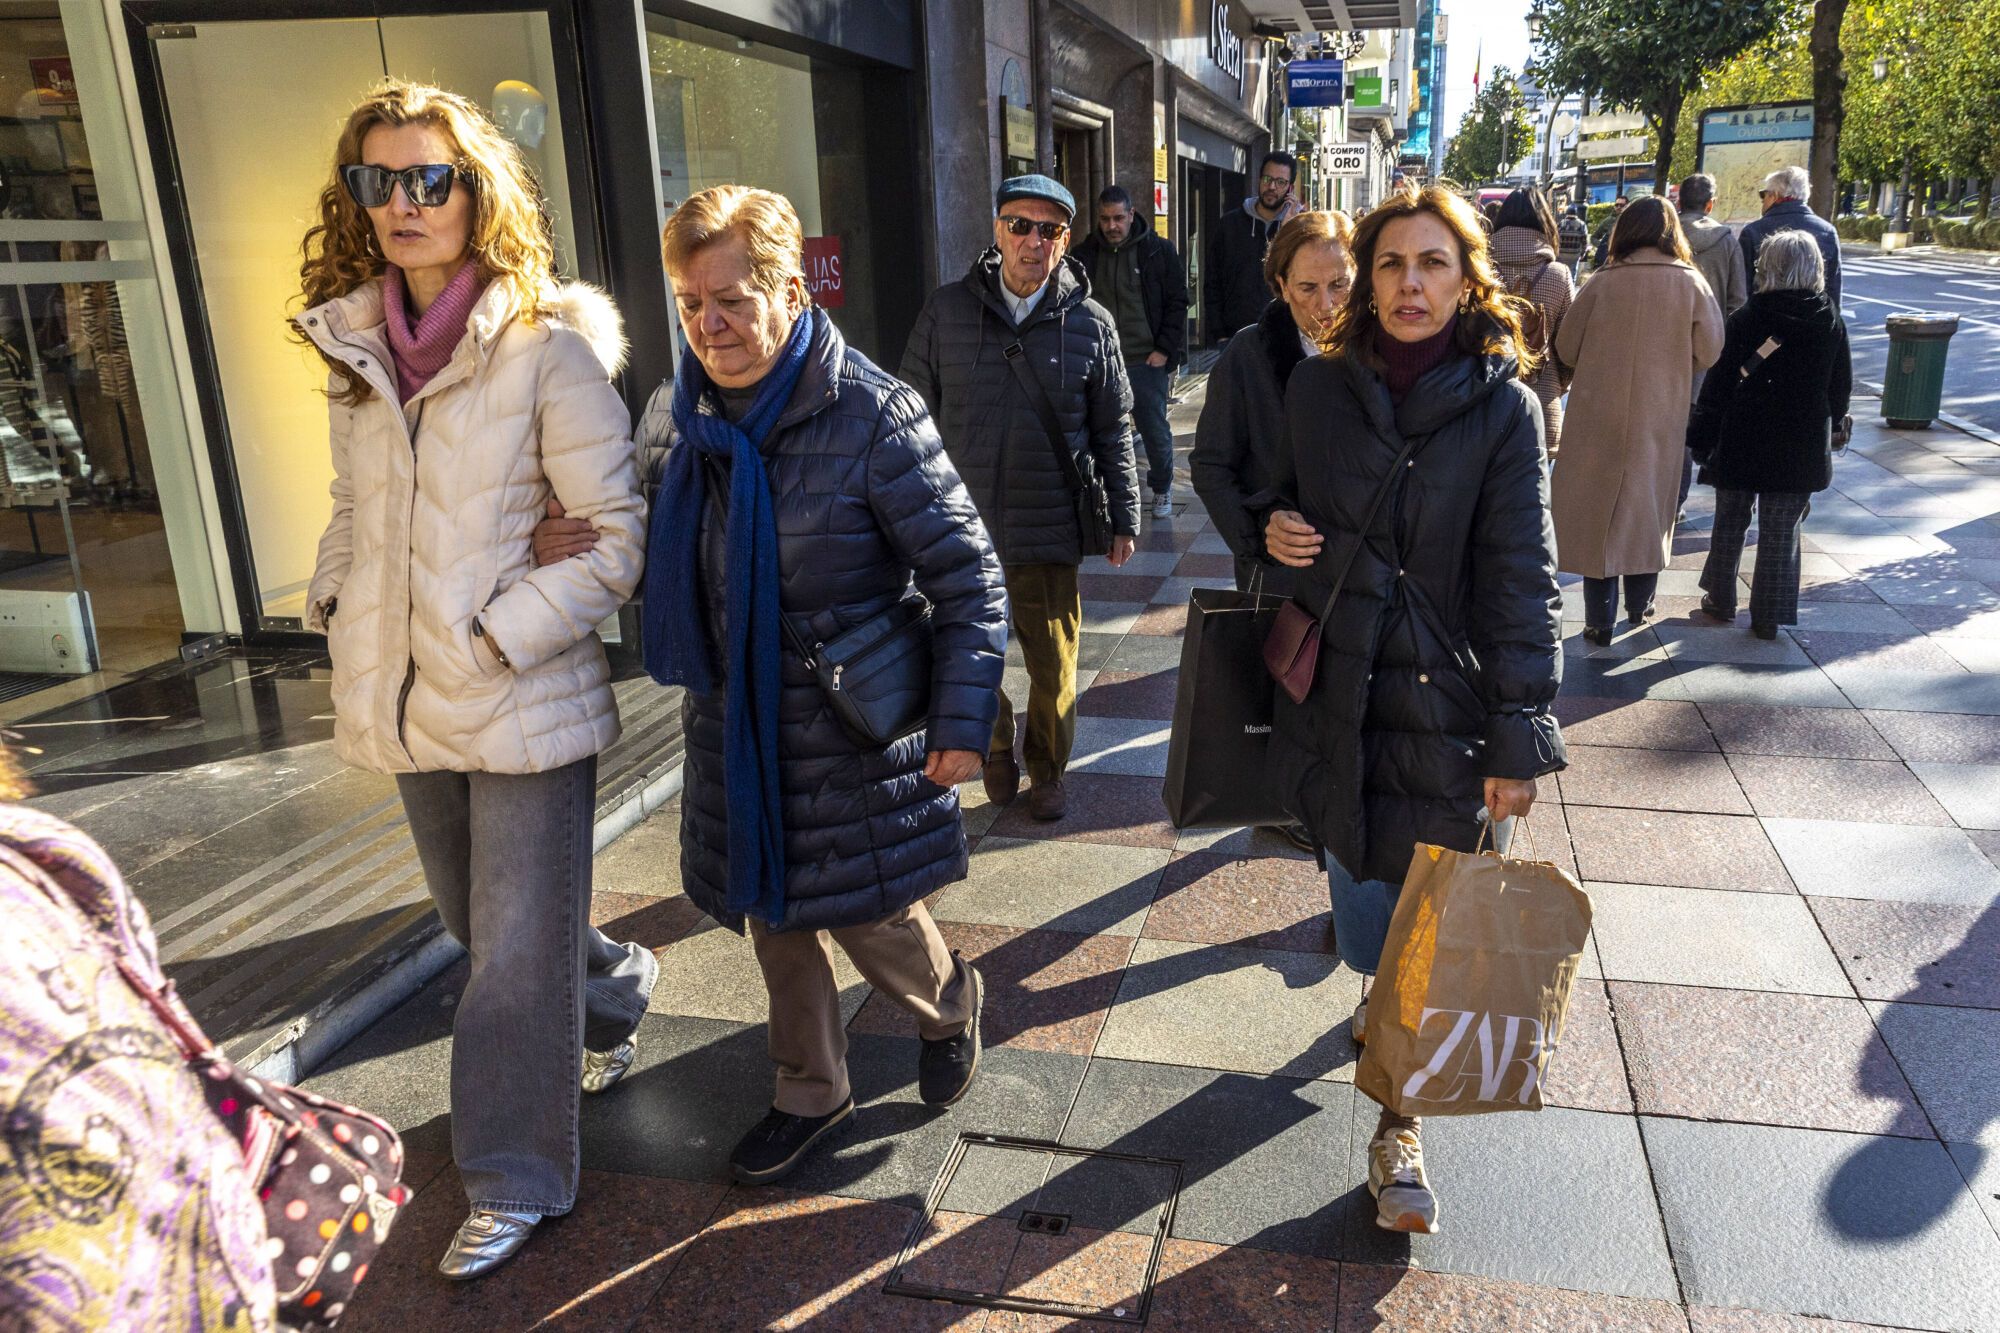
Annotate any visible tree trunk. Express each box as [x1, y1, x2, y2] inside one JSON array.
[[1808, 0, 1849, 218], [1651, 94, 1681, 206], [1980, 177, 1993, 221]]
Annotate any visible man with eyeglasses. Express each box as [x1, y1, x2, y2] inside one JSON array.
[[1204, 151, 1301, 346], [1737, 165, 1842, 312], [1070, 185, 1189, 521], [901, 174, 1140, 824]]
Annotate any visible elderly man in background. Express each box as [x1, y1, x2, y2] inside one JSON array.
[[1677, 172, 1750, 511], [1738, 164, 1842, 311], [901, 174, 1139, 824]]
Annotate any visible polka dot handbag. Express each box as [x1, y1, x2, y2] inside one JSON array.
[[108, 952, 410, 1327]]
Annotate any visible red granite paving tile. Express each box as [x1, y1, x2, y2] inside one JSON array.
[[1552, 697, 1719, 752], [987, 1238, 1344, 1332], [636, 1189, 988, 1330], [886, 1208, 1021, 1303], [1518, 800, 1581, 885], [1724, 754, 1954, 826], [1172, 552, 1237, 579], [849, 922, 1136, 1055], [985, 1226, 1153, 1320], [1127, 604, 1191, 637], [1079, 573, 1166, 603], [1542, 980, 1633, 1114], [1610, 982, 1930, 1136], [592, 891, 705, 954], [1078, 670, 1182, 721], [987, 772, 1178, 848], [337, 1168, 726, 1332], [1142, 851, 1334, 953], [1336, 1263, 1689, 1330], [1861, 710, 2000, 764], [1807, 897, 2000, 1008], [1558, 745, 1752, 815], [1696, 703, 1895, 760], [1137, 527, 1202, 553], [1564, 806, 1795, 893], [1688, 1307, 1930, 1332]]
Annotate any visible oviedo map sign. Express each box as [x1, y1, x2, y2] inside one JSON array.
[[1696, 101, 1813, 224]]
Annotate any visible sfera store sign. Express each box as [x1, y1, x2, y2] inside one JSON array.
[[1209, 1, 1244, 92]]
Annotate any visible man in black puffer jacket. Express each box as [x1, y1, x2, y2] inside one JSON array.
[[901, 174, 1139, 823]]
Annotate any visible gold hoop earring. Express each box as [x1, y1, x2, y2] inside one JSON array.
[[1458, 289, 1472, 314], [1368, 298, 1378, 315]]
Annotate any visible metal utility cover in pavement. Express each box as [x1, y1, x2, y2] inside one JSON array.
[[883, 1133, 1184, 1324]]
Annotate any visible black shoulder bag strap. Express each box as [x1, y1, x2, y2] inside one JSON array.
[[1000, 307, 1089, 500], [1313, 432, 1421, 626]]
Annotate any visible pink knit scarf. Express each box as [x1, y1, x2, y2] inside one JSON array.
[[382, 263, 486, 404]]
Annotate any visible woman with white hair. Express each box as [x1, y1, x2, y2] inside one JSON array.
[[1687, 230, 1852, 638]]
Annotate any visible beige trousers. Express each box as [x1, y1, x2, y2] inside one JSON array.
[[747, 901, 972, 1117]]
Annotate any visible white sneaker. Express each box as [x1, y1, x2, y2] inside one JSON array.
[[1368, 1115, 1439, 1234], [1152, 493, 1174, 520]]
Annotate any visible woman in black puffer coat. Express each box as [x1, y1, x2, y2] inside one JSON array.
[[633, 187, 1007, 1188], [1264, 184, 1566, 1238], [1689, 229, 1852, 639]]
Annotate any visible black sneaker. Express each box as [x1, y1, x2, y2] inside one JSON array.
[[729, 1099, 854, 1184], [919, 955, 984, 1107]]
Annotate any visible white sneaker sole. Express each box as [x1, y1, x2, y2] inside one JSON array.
[[1369, 1181, 1440, 1234]]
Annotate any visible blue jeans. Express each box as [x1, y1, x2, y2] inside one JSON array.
[[1326, 818, 1514, 974], [1126, 359, 1175, 496]]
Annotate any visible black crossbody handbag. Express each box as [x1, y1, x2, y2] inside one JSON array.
[[780, 597, 935, 746], [1000, 309, 1116, 557], [698, 453, 935, 746]]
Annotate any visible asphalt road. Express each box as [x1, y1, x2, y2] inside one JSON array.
[[1838, 246, 2000, 435]]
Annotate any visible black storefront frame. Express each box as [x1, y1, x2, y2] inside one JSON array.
[[121, 0, 663, 646]]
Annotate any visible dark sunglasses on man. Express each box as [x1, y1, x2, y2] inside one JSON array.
[[999, 215, 1068, 241], [341, 162, 463, 210]]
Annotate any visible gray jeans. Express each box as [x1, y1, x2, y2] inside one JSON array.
[[397, 755, 658, 1215]]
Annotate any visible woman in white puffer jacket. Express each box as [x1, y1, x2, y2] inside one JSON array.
[[294, 81, 656, 1281]]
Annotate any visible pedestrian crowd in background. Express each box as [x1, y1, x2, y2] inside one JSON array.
[[0, 75, 1858, 1328]]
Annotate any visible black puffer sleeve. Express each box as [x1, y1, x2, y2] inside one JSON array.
[[866, 383, 1009, 757], [1468, 382, 1566, 781], [1082, 306, 1141, 537]]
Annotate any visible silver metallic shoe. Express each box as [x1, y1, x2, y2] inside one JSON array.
[[581, 1038, 637, 1094], [438, 1208, 539, 1280]]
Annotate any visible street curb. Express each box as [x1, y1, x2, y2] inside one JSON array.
[[246, 761, 685, 1085], [1854, 385, 2000, 447]]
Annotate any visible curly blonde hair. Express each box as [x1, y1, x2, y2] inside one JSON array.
[[1326, 182, 1541, 376], [296, 81, 558, 405]]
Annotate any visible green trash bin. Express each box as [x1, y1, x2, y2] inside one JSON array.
[[1881, 312, 1960, 429]]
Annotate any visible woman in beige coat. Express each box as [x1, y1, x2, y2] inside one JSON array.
[[1552, 198, 1724, 644], [295, 82, 655, 1280]]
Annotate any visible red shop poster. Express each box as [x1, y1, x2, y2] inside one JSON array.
[[803, 235, 844, 309]]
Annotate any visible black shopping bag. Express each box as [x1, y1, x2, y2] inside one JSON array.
[[1161, 585, 1289, 829]]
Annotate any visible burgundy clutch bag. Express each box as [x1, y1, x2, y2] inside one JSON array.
[[1264, 599, 1321, 705]]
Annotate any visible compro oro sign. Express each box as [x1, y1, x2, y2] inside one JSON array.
[[1325, 143, 1369, 177]]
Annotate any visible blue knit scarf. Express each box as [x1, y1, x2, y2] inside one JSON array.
[[641, 312, 814, 926]]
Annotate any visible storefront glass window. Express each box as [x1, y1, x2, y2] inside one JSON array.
[[148, 12, 580, 629], [0, 1, 220, 715], [646, 17, 895, 362]]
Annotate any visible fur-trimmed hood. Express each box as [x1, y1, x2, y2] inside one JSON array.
[[300, 274, 628, 379], [539, 280, 628, 377]]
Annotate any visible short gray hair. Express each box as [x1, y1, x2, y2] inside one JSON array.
[[1756, 229, 1825, 294], [1761, 166, 1809, 203]]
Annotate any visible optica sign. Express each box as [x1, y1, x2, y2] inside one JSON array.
[[1287, 59, 1344, 109]]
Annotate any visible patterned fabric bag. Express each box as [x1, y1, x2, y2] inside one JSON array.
[[2, 807, 407, 1328]]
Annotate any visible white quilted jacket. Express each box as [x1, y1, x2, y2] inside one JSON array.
[[299, 278, 645, 775]]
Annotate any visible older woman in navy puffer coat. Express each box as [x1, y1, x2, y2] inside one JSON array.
[[549, 186, 1007, 1186]]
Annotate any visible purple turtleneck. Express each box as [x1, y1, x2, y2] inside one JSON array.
[[382, 262, 487, 404], [1374, 316, 1459, 405]]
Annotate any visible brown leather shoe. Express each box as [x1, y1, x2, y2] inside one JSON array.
[[982, 751, 1021, 806], [1028, 779, 1067, 822]]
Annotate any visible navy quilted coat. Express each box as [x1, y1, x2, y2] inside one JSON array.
[[1268, 333, 1568, 884], [638, 310, 1008, 933], [899, 250, 1139, 566]]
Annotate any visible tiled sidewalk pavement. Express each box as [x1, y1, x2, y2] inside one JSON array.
[[308, 398, 2000, 1330]]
